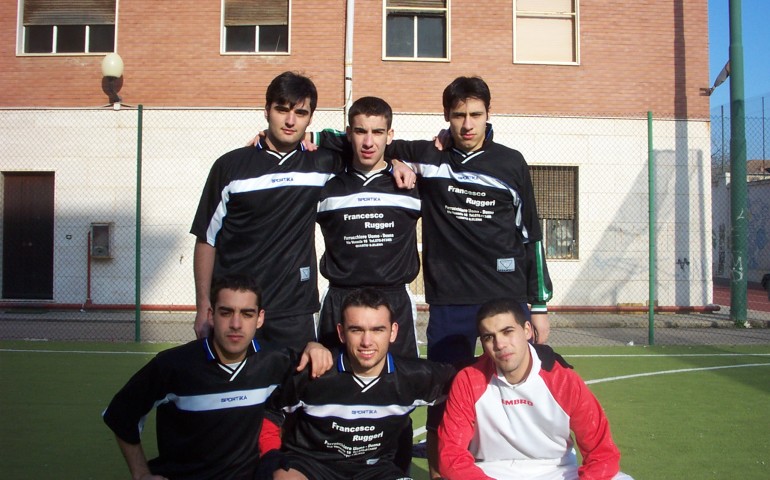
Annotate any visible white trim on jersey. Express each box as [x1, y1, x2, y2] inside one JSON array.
[[205, 171, 334, 245], [291, 401, 427, 419], [352, 375, 381, 391], [402, 160, 529, 242], [276, 149, 296, 165], [451, 148, 485, 163], [153, 384, 278, 412], [317, 192, 421, 213], [405, 285, 420, 358], [205, 187, 231, 245]]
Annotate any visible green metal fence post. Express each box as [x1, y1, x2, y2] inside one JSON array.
[[135, 105, 143, 342], [729, 0, 748, 326], [648, 111, 655, 345]]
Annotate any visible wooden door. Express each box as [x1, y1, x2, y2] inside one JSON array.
[[2, 173, 55, 299]]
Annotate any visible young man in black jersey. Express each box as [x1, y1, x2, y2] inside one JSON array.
[[191, 72, 333, 349], [192, 73, 416, 350], [313, 77, 553, 478], [259, 288, 455, 480], [388, 77, 555, 479], [103, 275, 332, 480], [316, 96, 421, 359]]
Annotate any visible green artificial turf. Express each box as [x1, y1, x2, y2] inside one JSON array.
[[1, 342, 768, 479]]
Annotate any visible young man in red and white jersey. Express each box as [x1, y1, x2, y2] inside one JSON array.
[[438, 298, 633, 480]]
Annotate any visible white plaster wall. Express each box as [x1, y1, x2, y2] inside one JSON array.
[[0, 108, 713, 307], [489, 115, 713, 307], [712, 174, 770, 285]]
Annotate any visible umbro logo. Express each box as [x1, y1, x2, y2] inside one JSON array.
[[497, 258, 515, 272], [300, 267, 310, 282]]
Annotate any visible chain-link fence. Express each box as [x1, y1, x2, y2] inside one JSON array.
[[1, 106, 768, 346], [710, 94, 770, 332]]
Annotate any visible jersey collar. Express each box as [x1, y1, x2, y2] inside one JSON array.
[[336, 351, 396, 375], [347, 163, 389, 181], [255, 136, 307, 152], [449, 122, 494, 159], [202, 337, 261, 363]]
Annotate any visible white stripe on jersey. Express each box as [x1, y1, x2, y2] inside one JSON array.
[[317, 192, 421, 213], [404, 162, 519, 202], [154, 384, 278, 412], [402, 161, 529, 241], [205, 171, 334, 245], [289, 400, 434, 419]]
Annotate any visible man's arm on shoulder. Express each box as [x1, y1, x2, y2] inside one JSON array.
[[295, 341, 333, 378], [385, 138, 434, 164], [311, 129, 350, 154], [193, 240, 215, 339], [437, 367, 492, 480], [115, 435, 168, 480], [426, 360, 458, 399], [390, 159, 417, 190]]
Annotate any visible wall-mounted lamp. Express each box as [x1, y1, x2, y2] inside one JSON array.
[[101, 53, 124, 109]]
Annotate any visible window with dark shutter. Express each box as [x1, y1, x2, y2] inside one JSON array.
[[22, 0, 116, 54]]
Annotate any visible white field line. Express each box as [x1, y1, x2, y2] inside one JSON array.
[[567, 353, 770, 358], [584, 362, 770, 384]]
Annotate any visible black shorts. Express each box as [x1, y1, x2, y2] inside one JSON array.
[[256, 311, 317, 351], [270, 451, 411, 480], [318, 285, 419, 358]]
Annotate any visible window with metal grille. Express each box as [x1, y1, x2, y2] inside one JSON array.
[[20, 0, 116, 54], [223, 0, 289, 53], [530, 165, 578, 259], [384, 0, 448, 60], [514, 0, 578, 64]]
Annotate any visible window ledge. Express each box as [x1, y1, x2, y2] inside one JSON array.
[[382, 57, 450, 63]]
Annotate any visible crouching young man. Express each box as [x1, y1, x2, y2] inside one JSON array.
[[259, 288, 455, 480], [102, 274, 332, 479], [438, 298, 633, 480]]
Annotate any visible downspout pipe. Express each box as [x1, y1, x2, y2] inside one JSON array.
[[344, 0, 355, 119]]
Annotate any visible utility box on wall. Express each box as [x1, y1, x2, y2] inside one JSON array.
[[90, 223, 113, 259]]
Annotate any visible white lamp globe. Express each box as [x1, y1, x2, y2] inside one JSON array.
[[101, 53, 124, 78]]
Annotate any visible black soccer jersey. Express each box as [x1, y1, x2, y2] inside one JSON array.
[[317, 166, 421, 287], [268, 351, 455, 467], [190, 138, 342, 318], [103, 338, 298, 480], [385, 125, 553, 308]]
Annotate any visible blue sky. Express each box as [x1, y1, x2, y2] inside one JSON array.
[[708, 0, 770, 113]]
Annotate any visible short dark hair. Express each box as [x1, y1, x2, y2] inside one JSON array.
[[210, 274, 262, 310], [476, 298, 529, 331], [265, 71, 318, 113], [341, 288, 394, 324], [348, 96, 393, 129], [442, 76, 491, 113]]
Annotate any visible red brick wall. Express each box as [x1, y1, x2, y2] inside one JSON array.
[[354, 0, 710, 118], [0, 1, 346, 108], [0, 1, 708, 118]]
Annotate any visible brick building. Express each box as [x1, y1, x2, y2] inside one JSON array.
[[1, 1, 713, 313]]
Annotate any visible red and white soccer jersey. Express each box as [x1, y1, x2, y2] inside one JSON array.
[[439, 344, 629, 480]]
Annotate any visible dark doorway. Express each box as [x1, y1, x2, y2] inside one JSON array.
[[2, 172, 55, 299]]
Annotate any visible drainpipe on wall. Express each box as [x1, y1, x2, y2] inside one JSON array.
[[344, 0, 355, 119]]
